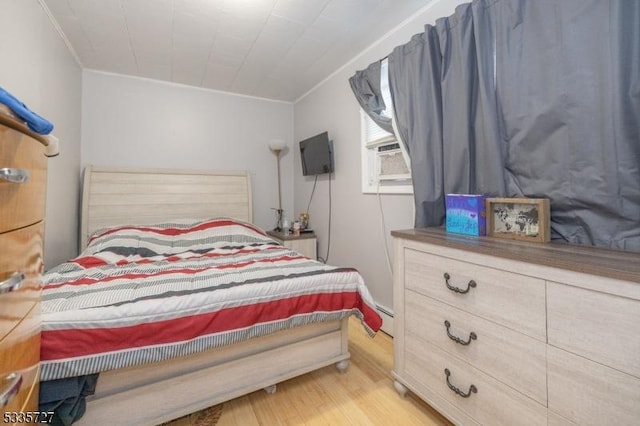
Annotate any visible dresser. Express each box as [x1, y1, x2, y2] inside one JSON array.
[[266, 230, 317, 260], [0, 114, 50, 414], [391, 227, 640, 426]]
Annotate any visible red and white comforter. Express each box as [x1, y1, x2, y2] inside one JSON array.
[[40, 218, 382, 381]]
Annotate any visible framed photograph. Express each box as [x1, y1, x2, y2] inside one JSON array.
[[485, 197, 550, 243]]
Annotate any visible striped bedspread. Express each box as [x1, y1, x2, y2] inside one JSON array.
[[40, 218, 382, 381]]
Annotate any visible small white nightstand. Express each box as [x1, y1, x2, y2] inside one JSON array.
[[266, 230, 317, 260]]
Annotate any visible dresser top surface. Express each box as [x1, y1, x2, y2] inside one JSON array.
[[392, 227, 640, 284]]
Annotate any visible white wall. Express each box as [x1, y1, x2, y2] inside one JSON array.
[[0, 0, 82, 269], [293, 0, 466, 314], [81, 71, 294, 232]]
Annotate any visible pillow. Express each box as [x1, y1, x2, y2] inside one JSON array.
[[85, 217, 274, 258]]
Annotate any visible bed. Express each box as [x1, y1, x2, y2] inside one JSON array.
[[39, 166, 382, 425]]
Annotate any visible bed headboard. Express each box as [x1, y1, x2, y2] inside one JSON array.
[[80, 165, 253, 249]]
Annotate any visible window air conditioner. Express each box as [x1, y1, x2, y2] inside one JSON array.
[[375, 142, 411, 181]]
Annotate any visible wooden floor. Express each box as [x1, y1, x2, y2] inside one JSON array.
[[169, 318, 452, 426]]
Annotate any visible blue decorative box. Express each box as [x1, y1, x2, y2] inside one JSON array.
[[445, 194, 487, 236]]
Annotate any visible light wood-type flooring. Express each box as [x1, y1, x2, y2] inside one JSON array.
[[168, 317, 452, 425]]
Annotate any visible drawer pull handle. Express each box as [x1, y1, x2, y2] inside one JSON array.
[[444, 272, 476, 294], [0, 272, 25, 294], [444, 320, 477, 345], [444, 368, 477, 398], [0, 373, 23, 407], [0, 168, 30, 184]]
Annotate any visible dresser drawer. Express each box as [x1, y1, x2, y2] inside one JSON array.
[[0, 125, 47, 234], [0, 223, 44, 341], [405, 290, 547, 405], [0, 364, 39, 416], [404, 335, 547, 426], [547, 282, 640, 378], [0, 302, 40, 413], [20, 365, 40, 413], [548, 345, 640, 426], [404, 248, 546, 341]]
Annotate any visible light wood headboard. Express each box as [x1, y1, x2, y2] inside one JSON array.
[[80, 166, 253, 249]]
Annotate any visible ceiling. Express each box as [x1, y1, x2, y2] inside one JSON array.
[[41, 0, 431, 102]]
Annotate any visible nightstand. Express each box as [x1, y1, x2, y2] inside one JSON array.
[[266, 230, 317, 260]]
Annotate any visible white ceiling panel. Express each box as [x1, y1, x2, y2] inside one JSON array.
[[172, 61, 207, 87], [257, 76, 300, 100], [231, 68, 264, 94], [321, 0, 383, 29], [261, 14, 305, 44], [220, 0, 277, 22], [270, 36, 331, 79], [219, 16, 267, 42], [124, 3, 173, 55], [42, 0, 434, 101], [202, 62, 240, 90], [210, 35, 253, 64], [89, 48, 137, 75], [51, 15, 94, 56], [272, 0, 331, 25], [173, 12, 218, 50], [175, 0, 223, 15], [86, 23, 131, 52], [122, 0, 173, 15], [232, 45, 282, 93], [67, 0, 122, 18], [137, 49, 173, 80], [172, 45, 209, 64], [43, 0, 75, 18], [303, 15, 347, 44]]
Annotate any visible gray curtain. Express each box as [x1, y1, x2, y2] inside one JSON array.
[[349, 60, 394, 134], [496, 0, 640, 249], [384, 0, 640, 250], [388, 27, 446, 226]]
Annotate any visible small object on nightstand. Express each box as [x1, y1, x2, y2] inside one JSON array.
[[299, 212, 309, 230]]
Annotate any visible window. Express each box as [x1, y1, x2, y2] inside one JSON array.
[[361, 60, 412, 194]]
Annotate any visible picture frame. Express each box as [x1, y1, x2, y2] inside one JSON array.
[[485, 197, 550, 243]]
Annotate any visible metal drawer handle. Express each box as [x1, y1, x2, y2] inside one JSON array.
[[444, 272, 477, 294], [0, 168, 30, 184], [0, 272, 25, 294], [444, 368, 477, 398], [444, 320, 477, 345], [0, 373, 23, 407]]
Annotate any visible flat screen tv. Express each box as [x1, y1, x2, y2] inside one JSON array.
[[299, 131, 333, 176]]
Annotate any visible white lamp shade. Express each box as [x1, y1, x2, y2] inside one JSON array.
[[268, 139, 286, 151]]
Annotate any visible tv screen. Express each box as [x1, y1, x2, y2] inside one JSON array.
[[299, 131, 333, 176]]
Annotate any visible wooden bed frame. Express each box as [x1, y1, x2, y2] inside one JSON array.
[[72, 166, 351, 425]]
